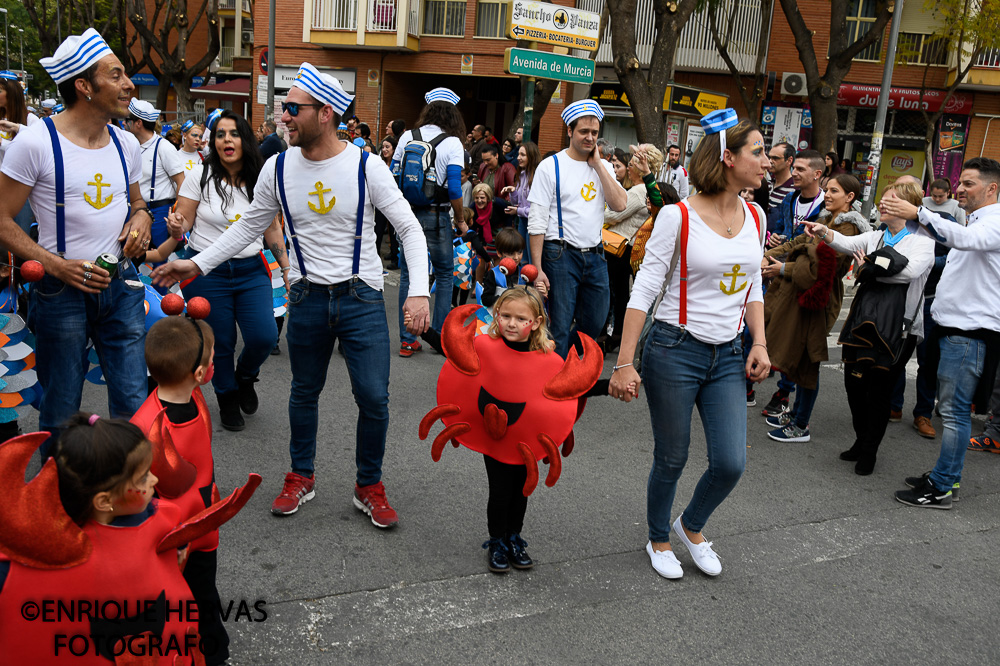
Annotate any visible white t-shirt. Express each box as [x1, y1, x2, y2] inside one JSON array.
[[138, 135, 184, 202], [628, 199, 765, 345], [658, 163, 690, 199], [178, 148, 204, 172], [0, 113, 40, 170], [527, 150, 617, 248], [793, 190, 825, 227], [1, 121, 141, 259], [391, 124, 465, 186], [179, 165, 259, 260], [191, 143, 429, 295]]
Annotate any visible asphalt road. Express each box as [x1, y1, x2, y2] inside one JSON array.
[[59, 271, 998, 665]]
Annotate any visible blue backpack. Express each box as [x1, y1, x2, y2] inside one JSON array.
[[398, 128, 448, 206]]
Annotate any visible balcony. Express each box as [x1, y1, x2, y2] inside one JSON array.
[[948, 46, 1000, 89], [306, 0, 420, 51], [573, 0, 764, 73], [218, 0, 253, 14]]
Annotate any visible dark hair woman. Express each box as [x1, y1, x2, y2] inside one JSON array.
[[0, 74, 37, 233], [500, 140, 541, 264], [611, 111, 771, 580], [820, 151, 845, 189], [165, 110, 290, 431]]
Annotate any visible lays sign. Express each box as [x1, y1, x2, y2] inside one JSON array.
[[891, 154, 915, 171]]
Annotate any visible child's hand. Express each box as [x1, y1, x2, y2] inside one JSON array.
[[167, 211, 187, 240], [404, 311, 413, 326]]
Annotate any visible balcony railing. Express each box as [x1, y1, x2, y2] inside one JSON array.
[[574, 0, 763, 73], [218, 0, 252, 11], [975, 47, 1000, 69], [219, 46, 235, 67], [313, 0, 420, 36], [368, 0, 397, 31], [314, 0, 358, 29]]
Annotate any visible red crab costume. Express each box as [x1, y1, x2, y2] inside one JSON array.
[[0, 432, 260, 665], [419, 304, 603, 496]]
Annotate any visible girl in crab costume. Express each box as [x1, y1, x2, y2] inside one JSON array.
[[418, 290, 631, 573], [0, 415, 260, 665]]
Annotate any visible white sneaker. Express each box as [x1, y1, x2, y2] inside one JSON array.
[[672, 516, 722, 576], [646, 541, 683, 579]]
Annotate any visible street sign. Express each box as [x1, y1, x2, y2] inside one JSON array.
[[259, 49, 268, 74], [507, 0, 601, 51], [504, 47, 595, 85]]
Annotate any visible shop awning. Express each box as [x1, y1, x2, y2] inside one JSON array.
[[190, 78, 249, 100]]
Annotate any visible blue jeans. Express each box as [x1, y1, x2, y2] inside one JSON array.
[[28, 261, 147, 457], [929, 335, 985, 492], [517, 216, 531, 265], [286, 279, 391, 485], [789, 379, 819, 429], [181, 254, 277, 396], [398, 207, 452, 344], [541, 241, 610, 358], [891, 300, 936, 418], [642, 322, 746, 542]]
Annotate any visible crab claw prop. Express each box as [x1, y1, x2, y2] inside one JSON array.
[[157, 473, 261, 553], [0, 432, 92, 568], [147, 408, 198, 499], [420, 305, 602, 496]]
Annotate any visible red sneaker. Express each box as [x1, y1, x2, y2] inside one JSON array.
[[271, 472, 315, 515], [399, 341, 422, 357], [353, 481, 399, 528]]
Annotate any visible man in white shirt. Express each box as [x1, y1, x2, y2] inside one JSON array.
[[0, 29, 151, 457], [153, 63, 431, 528], [657, 145, 690, 199], [882, 157, 1000, 510], [528, 99, 628, 357], [125, 98, 184, 249], [390, 87, 466, 357]]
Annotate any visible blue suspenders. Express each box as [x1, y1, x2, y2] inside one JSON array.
[[148, 137, 161, 201], [43, 118, 130, 257], [276, 150, 369, 279], [553, 154, 563, 241]]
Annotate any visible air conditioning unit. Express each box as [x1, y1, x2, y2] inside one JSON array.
[[781, 73, 808, 96], [241, 31, 254, 44]]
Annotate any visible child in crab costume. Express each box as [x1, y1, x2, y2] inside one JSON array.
[[419, 289, 628, 574], [131, 309, 231, 665], [0, 416, 260, 665]]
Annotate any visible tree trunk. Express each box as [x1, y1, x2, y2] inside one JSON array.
[[509, 77, 560, 144], [808, 90, 839, 153], [173, 77, 197, 114]]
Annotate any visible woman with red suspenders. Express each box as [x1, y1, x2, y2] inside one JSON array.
[[610, 110, 771, 580]]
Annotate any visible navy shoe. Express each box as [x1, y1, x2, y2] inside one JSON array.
[[506, 533, 534, 570], [483, 537, 510, 573]]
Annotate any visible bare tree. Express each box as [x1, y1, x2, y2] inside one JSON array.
[[777, 0, 892, 153], [128, 0, 220, 113], [707, 0, 774, 122], [606, 0, 699, 147]]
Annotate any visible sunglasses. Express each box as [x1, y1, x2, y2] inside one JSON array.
[[281, 102, 324, 116]]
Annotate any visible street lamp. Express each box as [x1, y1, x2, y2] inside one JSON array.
[[17, 28, 22, 73], [0, 9, 7, 71]]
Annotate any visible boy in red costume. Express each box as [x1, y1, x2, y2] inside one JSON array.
[[131, 315, 230, 665]]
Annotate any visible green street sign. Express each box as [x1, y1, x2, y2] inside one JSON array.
[[503, 48, 595, 85]]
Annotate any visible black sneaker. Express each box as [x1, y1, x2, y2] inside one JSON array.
[[217, 391, 245, 432], [895, 477, 953, 510], [760, 390, 789, 417], [236, 371, 260, 415], [506, 533, 534, 570], [483, 538, 510, 573], [905, 471, 960, 502], [746, 389, 756, 407]]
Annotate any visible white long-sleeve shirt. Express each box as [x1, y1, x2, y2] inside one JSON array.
[[192, 143, 429, 296], [826, 227, 935, 337], [628, 200, 764, 345], [906, 203, 1000, 333]]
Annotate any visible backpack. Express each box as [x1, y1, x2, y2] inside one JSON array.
[[398, 127, 448, 206]]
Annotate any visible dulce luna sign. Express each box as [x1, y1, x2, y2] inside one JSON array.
[[837, 84, 973, 115]]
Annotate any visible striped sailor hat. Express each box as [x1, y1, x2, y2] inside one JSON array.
[[53, 104, 65, 114], [560, 99, 603, 125], [700, 108, 740, 161], [180, 119, 195, 133], [128, 98, 160, 123], [0, 71, 18, 81], [40, 28, 113, 85], [424, 87, 460, 105], [290, 62, 354, 116], [205, 108, 224, 132]]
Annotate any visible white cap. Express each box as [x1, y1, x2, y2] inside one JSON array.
[[424, 87, 460, 105], [40, 28, 113, 85], [41, 99, 57, 109], [561, 99, 604, 125], [290, 62, 354, 116], [128, 98, 160, 122]]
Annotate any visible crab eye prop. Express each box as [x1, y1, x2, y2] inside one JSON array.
[[419, 305, 603, 496]]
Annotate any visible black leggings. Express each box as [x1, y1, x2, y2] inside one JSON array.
[[484, 455, 528, 538], [844, 336, 917, 462]]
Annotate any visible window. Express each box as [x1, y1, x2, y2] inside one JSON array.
[[898, 32, 948, 66], [846, 0, 882, 61], [423, 0, 465, 35], [475, 0, 508, 38]]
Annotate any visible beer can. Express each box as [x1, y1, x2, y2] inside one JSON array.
[[95, 253, 119, 278]]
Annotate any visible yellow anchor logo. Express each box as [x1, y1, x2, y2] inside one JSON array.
[[185, 159, 196, 170], [719, 264, 747, 295], [225, 213, 241, 230], [84, 174, 114, 210], [581, 181, 597, 201], [308, 181, 336, 214]]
